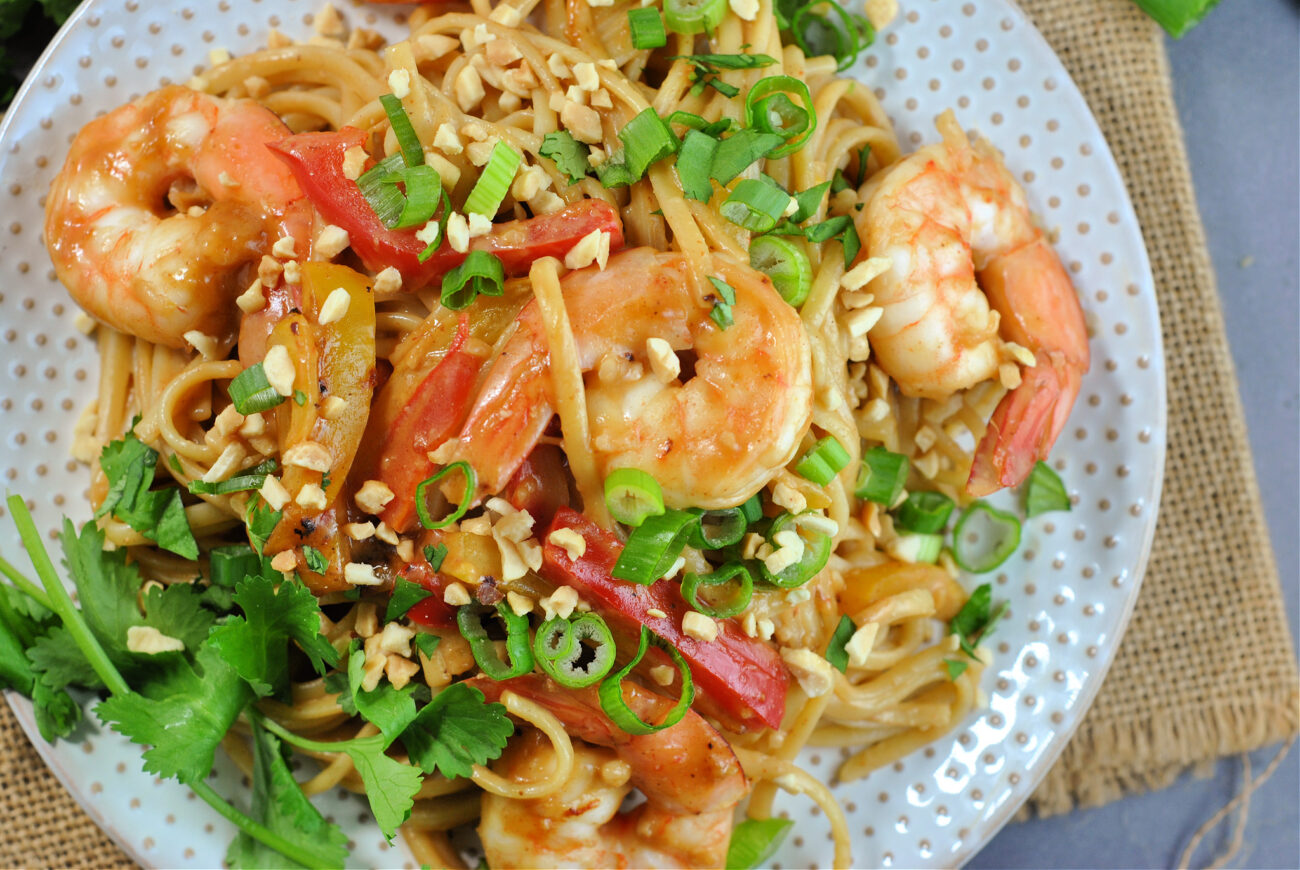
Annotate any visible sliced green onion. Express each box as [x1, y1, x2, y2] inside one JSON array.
[[357, 153, 410, 227], [387, 164, 444, 230], [721, 178, 791, 234], [855, 446, 909, 505], [855, 142, 873, 186], [696, 76, 740, 98], [823, 613, 855, 672], [209, 544, 262, 588], [709, 129, 786, 185], [773, 0, 803, 28], [750, 234, 812, 307], [533, 613, 616, 688], [441, 249, 505, 310], [804, 213, 861, 266], [462, 141, 521, 218], [627, 7, 667, 48], [380, 94, 425, 167], [707, 276, 736, 330], [228, 364, 286, 415], [672, 53, 778, 71], [743, 76, 816, 158], [739, 493, 764, 524], [456, 602, 534, 680], [612, 509, 700, 585], [889, 531, 943, 564], [790, 180, 831, 223], [604, 468, 666, 527], [895, 491, 956, 534], [687, 508, 748, 550], [792, 0, 868, 72], [188, 459, 278, 496], [621, 108, 679, 180], [663, 0, 727, 35], [759, 511, 832, 588], [726, 818, 794, 870], [751, 92, 811, 142], [677, 129, 720, 203], [415, 461, 477, 530], [951, 502, 1022, 573], [415, 188, 452, 262], [795, 435, 850, 486], [666, 111, 736, 142], [1023, 461, 1071, 517], [681, 562, 752, 619], [597, 625, 694, 734]]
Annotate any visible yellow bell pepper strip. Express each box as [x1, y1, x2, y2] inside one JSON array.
[[263, 264, 376, 591]]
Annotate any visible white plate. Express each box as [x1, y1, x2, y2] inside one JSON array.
[[0, 0, 1165, 867]]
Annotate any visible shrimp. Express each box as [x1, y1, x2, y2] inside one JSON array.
[[856, 110, 1089, 495], [472, 674, 749, 814], [44, 85, 304, 349], [448, 247, 814, 508], [475, 675, 747, 869]]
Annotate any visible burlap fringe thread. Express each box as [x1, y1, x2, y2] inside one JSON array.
[[1023, 695, 1300, 818]]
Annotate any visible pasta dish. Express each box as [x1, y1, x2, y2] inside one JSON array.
[[7, 0, 1091, 866]]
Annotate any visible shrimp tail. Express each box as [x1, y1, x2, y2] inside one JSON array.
[[967, 351, 1080, 496]]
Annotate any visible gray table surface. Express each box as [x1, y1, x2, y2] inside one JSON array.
[[969, 2, 1300, 868]]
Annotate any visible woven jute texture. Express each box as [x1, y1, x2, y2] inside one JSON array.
[[2, 0, 1298, 866]]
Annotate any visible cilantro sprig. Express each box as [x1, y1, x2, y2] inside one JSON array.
[[944, 583, 1008, 679], [96, 428, 198, 558]]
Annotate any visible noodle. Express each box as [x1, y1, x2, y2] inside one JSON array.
[[37, 0, 1092, 864]]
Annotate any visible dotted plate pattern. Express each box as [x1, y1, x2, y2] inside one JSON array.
[[0, 1, 1165, 868]]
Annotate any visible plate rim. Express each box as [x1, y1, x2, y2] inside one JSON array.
[[0, 0, 1169, 866]]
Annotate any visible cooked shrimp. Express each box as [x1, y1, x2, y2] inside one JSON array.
[[856, 111, 1089, 494], [473, 674, 749, 814], [44, 85, 304, 348], [449, 247, 814, 508], [478, 733, 737, 870]]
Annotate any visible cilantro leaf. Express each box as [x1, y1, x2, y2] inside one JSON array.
[[385, 578, 432, 623], [948, 583, 1007, 658], [27, 627, 102, 690], [539, 131, 591, 185], [343, 642, 419, 743], [142, 583, 215, 652], [188, 459, 277, 496], [226, 718, 349, 870], [944, 658, 969, 681], [0, 606, 37, 695], [245, 496, 282, 556], [412, 632, 441, 661], [208, 573, 338, 698], [322, 671, 357, 715], [32, 677, 82, 741], [302, 546, 328, 575], [59, 520, 148, 671], [399, 682, 513, 780], [96, 641, 253, 784], [423, 543, 447, 572], [96, 430, 198, 559], [346, 734, 424, 839], [824, 614, 855, 673]]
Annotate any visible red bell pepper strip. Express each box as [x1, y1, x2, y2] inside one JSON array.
[[368, 318, 482, 533], [267, 129, 626, 291], [541, 508, 790, 732], [399, 559, 458, 629]]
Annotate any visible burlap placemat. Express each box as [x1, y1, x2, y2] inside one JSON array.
[[2, 0, 1297, 866]]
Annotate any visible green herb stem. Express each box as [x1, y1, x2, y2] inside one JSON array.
[[6, 496, 130, 697], [188, 780, 334, 870], [0, 551, 53, 611]]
